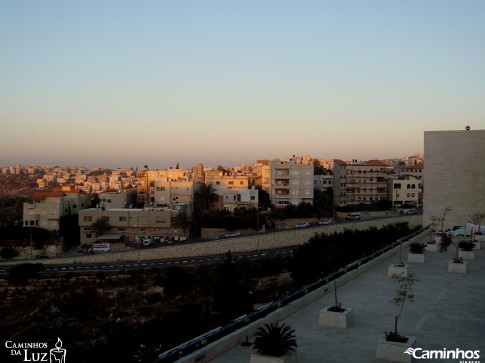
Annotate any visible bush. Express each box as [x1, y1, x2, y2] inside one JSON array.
[[253, 322, 297, 357], [0, 247, 19, 259], [8, 263, 44, 285], [458, 240, 475, 251], [409, 242, 426, 254]]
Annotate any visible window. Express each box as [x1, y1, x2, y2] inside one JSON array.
[[407, 184, 411, 189], [119, 216, 127, 221], [156, 187, 166, 191], [394, 183, 401, 189], [84, 216, 92, 222], [216, 181, 220, 185], [228, 181, 233, 185], [240, 181, 244, 185], [251, 196, 255, 200]]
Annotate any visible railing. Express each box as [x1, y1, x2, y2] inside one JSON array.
[[152, 225, 430, 363]]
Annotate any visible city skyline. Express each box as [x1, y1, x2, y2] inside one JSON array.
[[1, 1, 484, 169]]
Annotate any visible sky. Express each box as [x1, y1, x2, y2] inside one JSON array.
[[1, 1, 484, 170]]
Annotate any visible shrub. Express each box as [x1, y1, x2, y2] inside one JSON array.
[[409, 242, 426, 254], [458, 240, 475, 252], [253, 322, 297, 357], [8, 263, 44, 285], [0, 247, 19, 259]]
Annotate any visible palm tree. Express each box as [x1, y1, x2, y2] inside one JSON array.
[[253, 322, 297, 357], [194, 183, 219, 211], [91, 218, 111, 237], [173, 211, 194, 237]]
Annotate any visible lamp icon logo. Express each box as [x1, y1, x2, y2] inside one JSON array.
[[49, 338, 66, 363]]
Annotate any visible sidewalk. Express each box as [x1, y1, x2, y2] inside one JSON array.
[[209, 238, 485, 362]]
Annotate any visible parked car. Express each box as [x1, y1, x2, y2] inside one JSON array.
[[224, 231, 241, 238], [318, 219, 332, 225], [406, 209, 418, 215], [295, 222, 310, 229], [345, 212, 361, 220]]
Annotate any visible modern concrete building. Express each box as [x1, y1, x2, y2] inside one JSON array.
[[333, 160, 392, 208], [314, 174, 333, 192], [205, 171, 249, 191], [423, 129, 485, 228], [220, 189, 259, 211], [270, 160, 314, 207], [98, 191, 130, 209], [154, 180, 194, 206]]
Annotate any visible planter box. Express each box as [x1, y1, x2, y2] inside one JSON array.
[[408, 253, 425, 263], [425, 243, 438, 252], [388, 264, 409, 277], [318, 306, 354, 328], [376, 336, 417, 363], [448, 260, 468, 273], [250, 350, 298, 363], [458, 250, 476, 260]]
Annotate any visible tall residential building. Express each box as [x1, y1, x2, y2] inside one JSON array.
[[270, 160, 314, 207], [192, 163, 204, 183], [423, 129, 485, 228], [333, 160, 391, 208]]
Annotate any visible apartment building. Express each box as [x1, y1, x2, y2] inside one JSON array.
[[423, 129, 485, 228], [333, 160, 391, 208], [399, 163, 424, 179], [219, 189, 259, 211], [314, 174, 333, 191], [270, 160, 314, 207], [137, 169, 190, 204], [153, 180, 194, 205], [98, 191, 130, 209], [254, 160, 271, 192], [23, 190, 89, 231], [192, 163, 205, 183], [78, 206, 187, 246], [387, 175, 422, 207], [205, 171, 249, 191]]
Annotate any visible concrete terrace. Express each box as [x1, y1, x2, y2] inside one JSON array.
[[184, 233, 485, 363]]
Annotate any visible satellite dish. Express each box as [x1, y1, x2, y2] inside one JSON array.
[[465, 126, 471, 131]]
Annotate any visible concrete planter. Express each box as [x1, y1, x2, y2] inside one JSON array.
[[475, 234, 485, 242], [425, 243, 438, 252], [408, 253, 425, 263], [388, 264, 409, 277], [250, 350, 298, 363], [458, 250, 476, 260], [318, 306, 354, 328], [448, 260, 468, 273], [376, 336, 417, 363]]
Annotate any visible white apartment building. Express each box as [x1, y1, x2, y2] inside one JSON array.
[[423, 129, 485, 228], [270, 160, 314, 207], [219, 188, 259, 211]]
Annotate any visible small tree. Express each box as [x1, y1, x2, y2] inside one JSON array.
[[385, 274, 418, 343], [0, 247, 19, 260], [91, 218, 111, 237], [253, 322, 297, 357], [440, 234, 462, 263]]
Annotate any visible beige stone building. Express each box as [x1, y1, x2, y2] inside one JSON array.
[[153, 180, 194, 205], [23, 190, 90, 231], [98, 191, 129, 209], [254, 160, 271, 192], [387, 175, 422, 207], [220, 189, 259, 211], [270, 160, 314, 207], [205, 171, 249, 191], [423, 129, 485, 228], [333, 160, 391, 208], [79, 206, 188, 246]]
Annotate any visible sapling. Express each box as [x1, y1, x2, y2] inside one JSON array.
[[385, 274, 418, 343]]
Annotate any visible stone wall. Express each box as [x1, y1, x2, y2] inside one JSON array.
[[1, 215, 422, 266]]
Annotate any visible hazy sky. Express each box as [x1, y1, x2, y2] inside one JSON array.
[[1, 1, 484, 169]]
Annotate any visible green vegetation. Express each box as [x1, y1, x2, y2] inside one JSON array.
[[0, 246, 19, 259], [202, 208, 264, 231], [289, 223, 419, 286], [409, 242, 426, 254], [91, 218, 112, 237], [458, 240, 475, 251], [253, 322, 297, 357]]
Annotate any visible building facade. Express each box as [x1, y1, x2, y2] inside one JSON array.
[[270, 160, 314, 207], [423, 129, 485, 228], [387, 175, 422, 207], [333, 160, 391, 208]]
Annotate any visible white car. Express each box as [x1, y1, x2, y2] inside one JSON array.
[[318, 219, 332, 225], [224, 231, 241, 238], [296, 222, 310, 229]]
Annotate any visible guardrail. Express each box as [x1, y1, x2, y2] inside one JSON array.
[[152, 225, 430, 363]]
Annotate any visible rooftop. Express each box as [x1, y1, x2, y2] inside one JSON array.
[[186, 233, 485, 362]]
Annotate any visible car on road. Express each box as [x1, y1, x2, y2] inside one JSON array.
[[318, 219, 332, 225], [224, 231, 241, 238], [295, 222, 310, 229], [345, 212, 361, 220]]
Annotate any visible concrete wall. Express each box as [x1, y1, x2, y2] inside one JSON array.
[[1, 215, 422, 266]]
